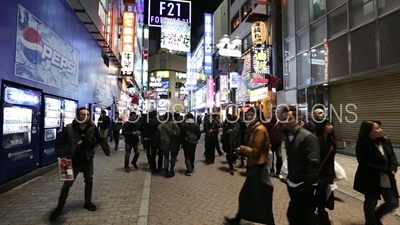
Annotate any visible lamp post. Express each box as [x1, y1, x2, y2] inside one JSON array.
[[215, 34, 242, 115]]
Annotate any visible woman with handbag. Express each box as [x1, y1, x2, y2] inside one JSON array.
[[315, 120, 336, 225], [353, 120, 399, 225]]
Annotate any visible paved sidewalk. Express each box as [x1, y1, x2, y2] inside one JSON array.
[[148, 139, 400, 225], [0, 141, 149, 225]]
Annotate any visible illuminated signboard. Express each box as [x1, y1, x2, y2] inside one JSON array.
[[148, 0, 191, 27], [121, 11, 136, 72], [156, 71, 170, 78], [160, 18, 190, 52], [204, 13, 213, 76]]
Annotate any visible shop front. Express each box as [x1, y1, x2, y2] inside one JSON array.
[[329, 74, 400, 154]]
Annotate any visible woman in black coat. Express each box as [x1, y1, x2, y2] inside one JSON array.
[[353, 120, 399, 225], [315, 120, 336, 225]]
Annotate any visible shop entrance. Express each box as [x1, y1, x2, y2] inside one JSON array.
[[297, 85, 329, 121]]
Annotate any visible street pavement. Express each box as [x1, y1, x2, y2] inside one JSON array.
[[0, 137, 399, 225]]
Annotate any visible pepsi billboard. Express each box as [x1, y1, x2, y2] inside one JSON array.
[[15, 4, 80, 93]]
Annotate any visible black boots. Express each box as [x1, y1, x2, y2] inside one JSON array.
[[170, 164, 175, 176], [318, 211, 332, 225], [224, 214, 241, 225]]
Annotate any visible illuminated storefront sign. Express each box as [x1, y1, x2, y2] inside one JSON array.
[[156, 71, 170, 78], [206, 78, 214, 107], [121, 11, 136, 72], [176, 72, 186, 79], [219, 49, 241, 58], [148, 0, 191, 27], [252, 45, 271, 74], [251, 21, 268, 45], [192, 38, 204, 72], [204, 13, 213, 76]]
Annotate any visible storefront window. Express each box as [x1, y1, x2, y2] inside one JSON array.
[[310, 18, 326, 47], [297, 88, 307, 120], [284, 0, 295, 38], [378, 0, 400, 15], [296, 0, 309, 31], [241, 0, 253, 20], [350, 0, 376, 28], [231, 12, 240, 31], [242, 34, 253, 53], [328, 5, 348, 38], [284, 36, 296, 58], [310, 0, 326, 22], [284, 57, 297, 89], [296, 28, 310, 53], [297, 52, 311, 86], [327, 0, 347, 12], [311, 45, 328, 83]]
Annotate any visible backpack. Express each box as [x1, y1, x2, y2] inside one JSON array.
[[185, 130, 198, 144]]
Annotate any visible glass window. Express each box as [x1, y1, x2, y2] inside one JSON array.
[[297, 52, 311, 86], [284, 57, 297, 89], [284, 36, 296, 58], [350, 0, 376, 28], [296, 28, 310, 53], [311, 45, 328, 83], [327, 0, 347, 12], [310, 17, 327, 46], [231, 13, 240, 31], [328, 5, 348, 38], [378, 0, 400, 15], [242, 34, 253, 52], [241, 0, 253, 20], [284, 0, 296, 38], [310, 0, 326, 22], [296, 0, 309, 30]]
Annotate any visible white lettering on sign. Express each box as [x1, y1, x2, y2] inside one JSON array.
[[41, 44, 77, 75], [148, 0, 191, 27], [10, 139, 24, 146], [160, 2, 181, 16]]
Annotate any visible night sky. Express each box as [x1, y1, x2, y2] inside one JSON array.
[[147, 0, 224, 53]]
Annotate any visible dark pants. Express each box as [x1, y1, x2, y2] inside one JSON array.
[[287, 184, 318, 225], [270, 143, 283, 174], [215, 141, 223, 155], [124, 143, 139, 168], [150, 142, 163, 170], [205, 136, 216, 164], [163, 148, 178, 170], [314, 182, 330, 213], [113, 130, 120, 148], [183, 144, 196, 172], [364, 188, 399, 225], [226, 148, 236, 170], [144, 138, 151, 165], [56, 159, 94, 208]]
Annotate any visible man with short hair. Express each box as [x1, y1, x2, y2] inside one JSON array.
[[303, 108, 325, 134], [98, 110, 111, 138], [50, 107, 110, 221], [180, 113, 201, 176], [280, 106, 320, 225], [122, 112, 141, 172]]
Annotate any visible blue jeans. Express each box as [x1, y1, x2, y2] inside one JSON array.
[[125, 143, 140, 168], [163, 148, 177, 170]]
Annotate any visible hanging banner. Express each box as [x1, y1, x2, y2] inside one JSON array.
[[121, 11, 136, 72], [204, 14, 213, 76], [15, 4, 80, 92], [160, 18, 190, 52], [206, 78, 214, 107]]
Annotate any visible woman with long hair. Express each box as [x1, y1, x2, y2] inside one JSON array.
[[315, 120, 336, 225], [353, 120, 399, 225], [224, 108, 275, 225]]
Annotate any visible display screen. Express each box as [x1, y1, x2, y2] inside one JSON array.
[[63, 100, 77, 127], [3, 107, 32, 149], [148, 0, 191, 27], [44, 97, 61, 128]]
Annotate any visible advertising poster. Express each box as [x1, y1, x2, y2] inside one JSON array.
[[206, 78, 214, 107], [220, 74, 229, 102], [15, 4, 80, 92], [160, 18, 191, 52]]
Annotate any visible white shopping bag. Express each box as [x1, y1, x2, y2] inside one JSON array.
[[326, 183, 338, 201], [267, 150, 273, 169], [280, 159, 288, 178], [334, 161, 347, 181]]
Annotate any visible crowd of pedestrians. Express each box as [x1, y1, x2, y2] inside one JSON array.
[[48, 106, 398, 225]]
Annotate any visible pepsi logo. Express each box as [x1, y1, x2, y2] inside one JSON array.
[[21, 27, 43, 64], [20, 27, 77, 75]]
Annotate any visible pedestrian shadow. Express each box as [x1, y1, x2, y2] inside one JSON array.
[[334, 196, 345, 202], [220, 160, 228, 165], [177, 168, 187, 175]]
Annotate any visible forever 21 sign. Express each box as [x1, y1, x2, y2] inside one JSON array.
[[148, 0, 191, 27]]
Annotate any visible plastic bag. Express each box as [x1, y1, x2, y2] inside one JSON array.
[[267, 150, 273, 169], [280, 159, 288, 178], [334, 161, 347, 181]]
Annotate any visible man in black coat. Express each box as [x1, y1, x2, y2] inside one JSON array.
[[280, 106, 320, 225], [180, 113, 201, 176]]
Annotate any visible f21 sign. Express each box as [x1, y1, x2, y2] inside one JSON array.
[[148, 0, 191, 27]]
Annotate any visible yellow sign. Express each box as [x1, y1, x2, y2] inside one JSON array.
[[251, 21, 267, 45], [156, 71, 169, 78], [122, 12, 135, 52]]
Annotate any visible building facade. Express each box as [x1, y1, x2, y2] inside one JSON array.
[[146, 49, 187, 113], [281, 0, 400, 152]]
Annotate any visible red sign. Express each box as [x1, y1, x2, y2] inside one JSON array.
[[143, 50, 148, 60], [123, 0, 135, 5], [251, 78, 268, 84]]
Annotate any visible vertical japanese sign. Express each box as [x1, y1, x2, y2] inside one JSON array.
[[206, 78, 214, 107], [204, 13, 213, 76], [220, 74, 229, 102], [186, 52, 192, 88], [121, 11, 136, 72]]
